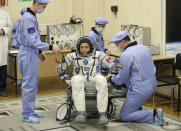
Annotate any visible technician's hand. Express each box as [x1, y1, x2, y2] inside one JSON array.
[[52, 45, 60, 54], [0, 29, 3, 36], [39, 52, 47, 62], [105, 75, 111, 81], [106, 50, 111, 56]]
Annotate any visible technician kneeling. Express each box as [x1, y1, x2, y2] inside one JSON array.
[[106, 31, 163, 126]]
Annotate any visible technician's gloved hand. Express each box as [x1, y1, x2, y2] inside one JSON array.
[[52, 45, 60, 54], [65, 79, 71, 85]]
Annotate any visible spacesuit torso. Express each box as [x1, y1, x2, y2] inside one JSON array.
[[62, 51, 112, 81], [57, 36, 114, 113]]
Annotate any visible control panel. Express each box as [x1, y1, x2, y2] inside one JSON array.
[[121, 25, 151, 46], [47, 24, 83, 49]]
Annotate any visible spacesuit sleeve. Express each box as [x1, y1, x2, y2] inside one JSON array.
[[99, 52, 114, 68], [23, 17, 49, 51], [2, 12, 12, 35], [56, 53, 74, 84], [111, 53, 131, 85]]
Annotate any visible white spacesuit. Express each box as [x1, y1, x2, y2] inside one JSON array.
[[57, 36, 114, 124]]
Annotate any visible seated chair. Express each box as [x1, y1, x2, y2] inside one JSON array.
[[56, 80, 124, 122], [153, 53, 181, 111], [56, 53, 126, 122]]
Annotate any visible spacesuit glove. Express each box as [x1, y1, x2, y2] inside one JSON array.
[[65, 79, 71, 85], [59, 73, 71, 85]]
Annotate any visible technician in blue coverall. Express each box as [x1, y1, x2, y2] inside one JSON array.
[[11, 7, 27, 49], [106, 31, 163, 126], [86, 17, 111, 55], [18, 0, 60, 123]]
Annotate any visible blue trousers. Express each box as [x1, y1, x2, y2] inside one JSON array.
[[18, 47, 39, 118], [120, 83, 156, 124]]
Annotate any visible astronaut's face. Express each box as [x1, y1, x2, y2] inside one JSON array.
[[80, 43, 90, 56]]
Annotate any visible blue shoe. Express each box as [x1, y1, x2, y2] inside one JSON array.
[[0, 92, 7, 97], [33, 112, 44, 118], [22, 116, 40, 124], [153, 108, 163, 126]]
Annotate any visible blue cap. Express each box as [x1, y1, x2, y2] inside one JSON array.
[[20, 7, 27, 15], [35, 0, 51, 4], [110, 31, 128, 43], [95, 17, 108, 25]]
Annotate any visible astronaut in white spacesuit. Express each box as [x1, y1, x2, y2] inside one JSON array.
[[57, 36, 114, 124]]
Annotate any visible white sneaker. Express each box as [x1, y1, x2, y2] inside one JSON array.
[[98, 112, 108, 125], [75, 111, 87, 123]]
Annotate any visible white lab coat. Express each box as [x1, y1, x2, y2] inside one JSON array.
[[0, 9, 12, 66]]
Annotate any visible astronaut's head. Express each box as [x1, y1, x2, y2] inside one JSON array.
[[76, 36, 95, 56]]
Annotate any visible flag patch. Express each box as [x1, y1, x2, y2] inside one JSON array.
[[12, 29, 16, 34], [27, 27, 36, 34], [84, 67, 90, 71], [96, 38, 99, 43], [118, 64, 123, 70], [106, 57, 111, 63], [96, 66, 100, 72]]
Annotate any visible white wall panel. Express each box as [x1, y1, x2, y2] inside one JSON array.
[[2, 0, 73, 34], [2, 0, 163, 46], [105, 0, 162, 46]]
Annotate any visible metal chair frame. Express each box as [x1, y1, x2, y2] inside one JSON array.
[[153, 53, 181, 111]]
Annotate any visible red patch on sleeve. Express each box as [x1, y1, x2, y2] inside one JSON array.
[[106, 57, 111, 63]]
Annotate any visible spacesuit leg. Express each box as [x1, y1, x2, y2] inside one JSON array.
[[93, 74, 108, 113], [71, 75, 86, 112]]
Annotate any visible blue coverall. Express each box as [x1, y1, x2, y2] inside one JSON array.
[[111, 41, 157, 124], [87, 28, 108, 69], [11, 20, 20, 48], [86, 27, 107, 53], [18, 8, 50, 119]]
